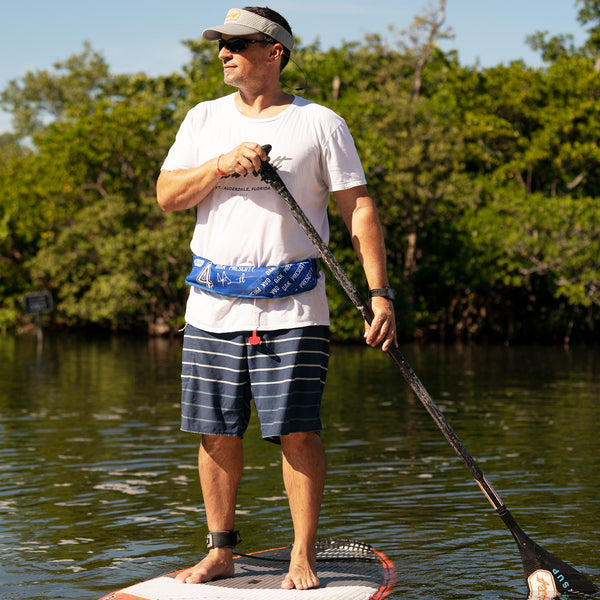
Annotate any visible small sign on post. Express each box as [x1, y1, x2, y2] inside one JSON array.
[[24, 291, 53, 341], [25, 292, 53, 315]]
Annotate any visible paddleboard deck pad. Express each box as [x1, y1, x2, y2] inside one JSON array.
[[98, 538, 396, 600]]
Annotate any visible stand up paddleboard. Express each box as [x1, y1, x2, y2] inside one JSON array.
[[98, 538, 396, 600]]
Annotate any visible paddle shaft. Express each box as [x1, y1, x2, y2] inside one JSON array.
[[258, 160, 504, 511]]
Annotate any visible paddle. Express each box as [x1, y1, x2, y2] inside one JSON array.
[[257, 146, 598, 598]]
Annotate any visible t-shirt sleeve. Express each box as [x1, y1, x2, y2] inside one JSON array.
[[160, 111, 198, 171], [322, 120, 367, 192]]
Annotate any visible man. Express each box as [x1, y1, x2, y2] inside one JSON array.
[[156, 6, 396, 591]]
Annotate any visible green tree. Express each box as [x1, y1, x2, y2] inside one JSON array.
[[29, 194, 192, 332], [527, 0, 600, 69], [327, 0, 471, 338], [1, 42, 111, 139], [576, 0, 600, 69], [0, 45, 188, 331], [453, 184, 600, 343]]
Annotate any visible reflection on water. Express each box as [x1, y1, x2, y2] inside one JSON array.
[[0, 334, 598, 599]]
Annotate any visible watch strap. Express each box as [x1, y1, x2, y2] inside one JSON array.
[[368, 287, 395, 300]]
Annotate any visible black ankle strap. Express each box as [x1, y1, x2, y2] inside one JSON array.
[[206, 530, 241, 549]]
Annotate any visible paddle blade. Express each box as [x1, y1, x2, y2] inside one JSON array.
[[497, 507, 598, 597]]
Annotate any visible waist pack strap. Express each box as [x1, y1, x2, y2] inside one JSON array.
[[185, 256, 320, 299]]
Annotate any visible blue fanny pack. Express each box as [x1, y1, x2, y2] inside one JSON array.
[[185, 256, 320, 299]]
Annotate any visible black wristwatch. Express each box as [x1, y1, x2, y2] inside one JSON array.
[[368, 287, 395, 300]]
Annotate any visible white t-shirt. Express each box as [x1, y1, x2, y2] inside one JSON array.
[[161, 93, 366, 332]]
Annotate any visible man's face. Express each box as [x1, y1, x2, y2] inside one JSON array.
[[218, 35, 274, 87]]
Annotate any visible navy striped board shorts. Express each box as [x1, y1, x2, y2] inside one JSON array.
[[181, 324, 330, 441]]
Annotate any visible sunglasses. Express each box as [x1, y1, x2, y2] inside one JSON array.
[[218, 38, 275, 53]]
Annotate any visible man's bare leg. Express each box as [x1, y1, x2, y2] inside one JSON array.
[[176, 435, 242, 584], [280, 432, 326, 590]]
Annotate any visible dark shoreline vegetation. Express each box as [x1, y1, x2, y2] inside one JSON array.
[[1, 1, 599, 345]]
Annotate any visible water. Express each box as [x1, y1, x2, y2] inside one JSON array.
[[1, 334, 598, 599]]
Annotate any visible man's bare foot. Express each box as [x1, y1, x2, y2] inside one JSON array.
[[281, 553, 319, 590], [175, 549, 235, 584]]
